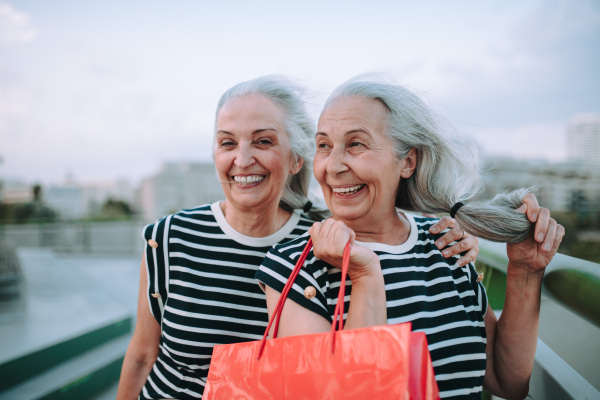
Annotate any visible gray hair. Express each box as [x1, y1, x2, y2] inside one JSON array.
[[324, 77, 531, 243], [214, 75, 329, 221]]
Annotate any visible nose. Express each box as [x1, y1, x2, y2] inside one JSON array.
[[234, 141, 256, 169], [326, 147, 349, 176]]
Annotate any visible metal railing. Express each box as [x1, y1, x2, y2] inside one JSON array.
[[477, 240, 600, 400]]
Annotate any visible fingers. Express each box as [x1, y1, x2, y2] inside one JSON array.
[[534, 208, 551, 244], [434, 224, 464, 250], [457, 247, 479, 267], [308, 218, 355, 259], [429, 216, 456, 235], [521, 192, 540, 223]]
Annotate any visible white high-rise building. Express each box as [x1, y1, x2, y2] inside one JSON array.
[[568, 113, 600, 166]]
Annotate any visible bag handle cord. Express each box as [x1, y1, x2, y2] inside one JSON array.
[[258, 239, 351, 360]]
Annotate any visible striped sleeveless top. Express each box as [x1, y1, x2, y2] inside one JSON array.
[[256, 213, 489, 399], [140, 202, 314, 399]]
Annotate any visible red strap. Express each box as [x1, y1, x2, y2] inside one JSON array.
[[257, 239, 351, 360]]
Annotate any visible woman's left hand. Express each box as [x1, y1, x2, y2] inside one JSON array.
[[428, 216, 479, 267], [507, 193, 565, 273]]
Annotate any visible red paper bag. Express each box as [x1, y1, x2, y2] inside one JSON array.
[[204, 240, 440, 400]]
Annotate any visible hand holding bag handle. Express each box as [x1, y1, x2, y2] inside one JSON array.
[[258, 238, 350, 359]]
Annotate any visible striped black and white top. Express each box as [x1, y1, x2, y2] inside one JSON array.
[[140, 202, 314, 400], [256, 213, 489, 399]]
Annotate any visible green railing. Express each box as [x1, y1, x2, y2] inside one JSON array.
[[476, 240, 600, 399]]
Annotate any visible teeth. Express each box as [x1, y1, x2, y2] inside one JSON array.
[[332, 184, 365, 195], [233, 175, 265, 185]]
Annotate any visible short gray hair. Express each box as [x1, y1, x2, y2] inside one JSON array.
[[215, 75, 328, 220], [324, 76, 531, 243]]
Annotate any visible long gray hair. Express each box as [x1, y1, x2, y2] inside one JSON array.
[[214, 75, 329, 221], [324, 77, 531, 243]]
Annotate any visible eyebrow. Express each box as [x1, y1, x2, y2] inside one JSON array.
[[315, 129, 372, 138], [217, 128, 279, 136]]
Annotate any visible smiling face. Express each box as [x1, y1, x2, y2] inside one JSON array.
[[214, 94, 302, 213], [314, 96, 414, 225]]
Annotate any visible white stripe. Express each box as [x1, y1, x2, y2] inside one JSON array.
[[163, 318, 264, 340], [163, 330, 223, 350], [171, 265, 257, 285], [168, 292, 266, 313], [163, 215, 172, 299], [170, 252, 261, 271], [438, 364, 485, 381], [169, 237, 268, 258], [414, 319, 483, 335], [170, 279, 265, 299], [154, 358, 205, 397], [427, 335, 486, 351], [161, 343, 211, 369], [173, 213, 220, 226], [164, 305, 268, 327], [171, 224, 230, 239], [439, 385, 483, 397], [386, 290, 458, 307], [179, 207, 213, 216], [388, 304, 479, 325], [432, 352, 487, 368], [150, 222, 165, 317]]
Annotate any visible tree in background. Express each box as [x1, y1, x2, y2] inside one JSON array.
[[0, 184, 58, 224]]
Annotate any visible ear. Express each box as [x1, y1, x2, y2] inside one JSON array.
[[290, 156, 304, 175], [400, 148, 417, 178]]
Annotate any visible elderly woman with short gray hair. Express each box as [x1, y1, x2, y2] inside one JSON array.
[[258, 77, 564, 399]]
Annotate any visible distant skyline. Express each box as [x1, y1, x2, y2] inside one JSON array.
[[1, 0, 599, 185]]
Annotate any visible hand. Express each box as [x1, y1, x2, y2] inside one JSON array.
[[428, 215, 479, 267], [308, 219, 380, 283], [506, 193, 565, 273]]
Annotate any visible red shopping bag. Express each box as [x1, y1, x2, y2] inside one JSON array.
[[204, 239, 440, 400]]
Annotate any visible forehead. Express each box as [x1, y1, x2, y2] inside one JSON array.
[[217, 94, 286, 131], [318, 96, 389, 133]]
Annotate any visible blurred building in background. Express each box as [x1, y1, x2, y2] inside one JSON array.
[[568, 113, 600, 167], [136, 162, 223, 222], [480, 156, 600, 218]]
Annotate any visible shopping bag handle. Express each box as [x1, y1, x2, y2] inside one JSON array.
[[258, 239, 351, 360]]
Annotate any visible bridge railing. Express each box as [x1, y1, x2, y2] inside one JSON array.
[[477, 239, 600, 400]]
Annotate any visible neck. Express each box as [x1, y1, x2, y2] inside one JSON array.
[[220, 201, 292, 238], [345, 208, 411, 245]]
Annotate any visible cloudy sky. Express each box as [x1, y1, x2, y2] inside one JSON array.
[[1, 0, 599, 186]]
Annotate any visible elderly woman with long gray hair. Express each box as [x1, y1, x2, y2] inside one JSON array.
[[257, 76, 564, 399]]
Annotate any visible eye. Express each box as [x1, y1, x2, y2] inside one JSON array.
[[256, 138, 274, 146], [349, 141, 364, 148], [218, 139, 236, 148]]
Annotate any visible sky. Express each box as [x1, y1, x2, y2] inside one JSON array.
[[1, 0, 599, 186]]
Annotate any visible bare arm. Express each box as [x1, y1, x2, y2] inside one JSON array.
[[116, 255, 161, 400], [267, 219, 387, 339], [483, 194, 565, 399]]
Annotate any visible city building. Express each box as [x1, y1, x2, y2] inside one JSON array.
[[479, 156, 600, 218], [136, 162, 223, 222], [568, 113, 600, 167]]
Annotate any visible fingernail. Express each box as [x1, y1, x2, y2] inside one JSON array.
[[435, 241, 442, 248], [430, 226, 438, 233], [543, 243, 551, 251], [532, 213, 537, 221], [537, 233, 544, 242], [442, 250, 449, 257]]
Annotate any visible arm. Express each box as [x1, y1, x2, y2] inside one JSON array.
[[116, 255, 161, 400], [483, 193, 565, 399], [428, 216, 479, 267], [267, 219, 387, 338]]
